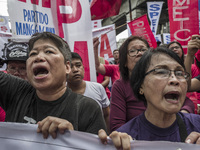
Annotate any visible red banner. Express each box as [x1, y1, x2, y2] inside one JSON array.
[[90, 0, 122, 20], [168, 0, 199, 54], [128, 14, 157, 48]]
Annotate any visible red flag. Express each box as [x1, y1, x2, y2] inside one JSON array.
[[128, 14, 157, 48], [168, 0, 199, 54], [90, 0, 122, 20]]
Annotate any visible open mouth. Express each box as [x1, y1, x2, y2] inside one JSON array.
[[33, 67, 49, 77], [164, 93, 179, 101]]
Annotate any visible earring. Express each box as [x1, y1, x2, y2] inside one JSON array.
[[139, 89, 144, 95]]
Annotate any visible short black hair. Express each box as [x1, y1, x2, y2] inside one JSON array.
[[113, 49, 119, 53], [29, 32, 71, 63], [130, 47, 186, 106], [119, 35, 150, 81], [71, 52, 82, 62]]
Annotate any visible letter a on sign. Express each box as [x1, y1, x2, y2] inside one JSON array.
[[100, 34, 113, 58]]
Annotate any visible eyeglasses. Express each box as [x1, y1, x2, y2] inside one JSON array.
[[7, 67, 26, 75], [145, 68, 190, 81], [170, 46, 180, 50], [128, 48, 148, 57]]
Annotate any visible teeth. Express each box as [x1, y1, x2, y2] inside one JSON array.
[[164, 93, 179, 100], [36, 73, 46, 77], [166, 97, 178, 101]]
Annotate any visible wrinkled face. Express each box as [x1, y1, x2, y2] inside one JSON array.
[[7, 61, 27, 80], [67, 58, 84, 84], [168, 43, 183, 59], [113, 51, 119, 60], [126, 39, 148, 77], [141, 54, 187, 115], [26, 39, 71, 92]]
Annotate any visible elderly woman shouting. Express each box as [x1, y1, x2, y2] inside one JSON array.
[[102, 47, 200, 144]]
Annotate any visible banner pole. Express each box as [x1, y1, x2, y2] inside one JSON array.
[[129, 0, 132, 21], [98, 22, 128, 38]]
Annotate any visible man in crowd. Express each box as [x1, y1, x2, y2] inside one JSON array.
[[0, 32, 131, 149], [67, 52, 110, 133], [109, 49, 119, 64], [2, 41, 28, 80], [0, 41, 29, 121], [93, 37, 120, 85], [0, 32, 107, 137]]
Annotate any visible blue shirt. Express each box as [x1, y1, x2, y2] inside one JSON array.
[[117, 112, 200, 142]]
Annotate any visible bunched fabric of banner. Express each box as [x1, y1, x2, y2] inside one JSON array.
[[0, 122, 200, 150]]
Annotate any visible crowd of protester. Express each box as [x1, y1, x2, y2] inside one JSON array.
[[1, 32, 200, 149]]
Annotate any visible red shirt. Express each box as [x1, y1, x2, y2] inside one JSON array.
[[0, 107, 5, 122], [104, 64, 120, 84]]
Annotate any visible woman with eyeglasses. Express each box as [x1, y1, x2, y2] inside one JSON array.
[[109, 36, 194, 132], [167, 41, 200, 78], [167, 41, 184, 62], [167, 40, 200, 114], [167, 41, 200, 79], [109, 36, 149, 132], [107, 47, 200, 144]]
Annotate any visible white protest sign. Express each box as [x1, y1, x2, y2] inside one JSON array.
[[163, 33, 171, 44], [127, 23, 132, 37], [61, 0, 96, 81], [92, 19, 102, 29], [7, 0, 95, 81], [92, 24, 117, 62], [8, 0, 57, 41], [147, 2, 163, 36], [155, 34, 162, 42], [0, 33, 12, 71], [0, 16, 11, 34], [0, 15, 12, 71]]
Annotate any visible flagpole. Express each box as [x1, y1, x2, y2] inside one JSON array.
[[98, 22, 128, 38], [129, 0, 132, 21]]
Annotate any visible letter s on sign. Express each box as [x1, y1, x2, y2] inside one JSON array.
[[150, 4, 160, 11], [58, 0, 82, 24]]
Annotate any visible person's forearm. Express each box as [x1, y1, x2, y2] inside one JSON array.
[[103, 107, 110, 134], [93, 37, 106, 75], [184, 37, 200, 90], [185, 54, 194, 75], [101, 76, 110, 88], [184, 54, 194, 89], [94, 46, 100, 69]]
